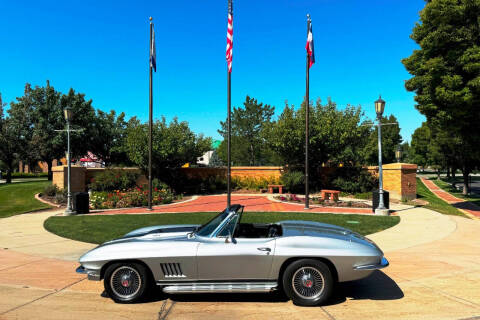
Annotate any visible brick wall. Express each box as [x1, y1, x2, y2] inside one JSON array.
[[52, 166, 86, 192], [51, 164, 417, 199], [181, 166, 283, 179], [52, 166, 146, 192]]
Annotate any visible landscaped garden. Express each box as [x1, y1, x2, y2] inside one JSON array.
[[44, 211, 400, 244], [0, 179, 51, 218]]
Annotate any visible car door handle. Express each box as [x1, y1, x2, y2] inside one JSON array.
[[257, 247, 271, 252]]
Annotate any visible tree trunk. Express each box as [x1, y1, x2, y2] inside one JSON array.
[[462, 170, 469, 195], [446, 167, 450, 178], [47, 160, 53, 181], [6, 162, 12, 184], [250, 144, 255, 166], [437, 168, 441, 180]]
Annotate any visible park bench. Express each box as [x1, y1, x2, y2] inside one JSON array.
[[321, 189, 340, 202], [268, 184, 284, 194]]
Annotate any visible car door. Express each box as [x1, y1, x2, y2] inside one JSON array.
[[196, 236, 275, 280]]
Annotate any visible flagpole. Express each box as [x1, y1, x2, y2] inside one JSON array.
[[226, 0, 232, 210], [227, 70, 231, 210], [305, 14, 310, 210], [148, 17, 153, 210]]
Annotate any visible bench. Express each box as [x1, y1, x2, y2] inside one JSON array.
[[321, 189, 340, 202], [268, 184, 284, 194]]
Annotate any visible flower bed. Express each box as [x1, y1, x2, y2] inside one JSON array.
[[274, 194, 371, 208], [90, 185, 177, 209]]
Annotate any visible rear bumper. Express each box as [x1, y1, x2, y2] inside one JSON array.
[[76, 266, 101, 281], [354, 256, 389, 270]]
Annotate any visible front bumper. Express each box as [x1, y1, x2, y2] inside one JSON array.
[[354, 256, 389, 270], [76, 266, 101, 281]]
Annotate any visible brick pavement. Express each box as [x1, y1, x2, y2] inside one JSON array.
[[90, 194, 374, 215], [421, 178, 480, 218]]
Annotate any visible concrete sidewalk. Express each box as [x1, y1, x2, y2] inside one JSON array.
[[421, 178, 480, 219]]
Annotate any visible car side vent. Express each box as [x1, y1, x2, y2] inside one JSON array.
[[160, 263, 186, 277]]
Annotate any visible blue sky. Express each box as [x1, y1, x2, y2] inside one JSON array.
[[0, 0, 425, 142]]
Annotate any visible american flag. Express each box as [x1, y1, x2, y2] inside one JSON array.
[[306, 18, 315, 68], [226, 0, 233, 73], [150, 23, 156, 72]]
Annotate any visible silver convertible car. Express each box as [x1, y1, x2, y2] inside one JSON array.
[[77, 204, 388, 306]]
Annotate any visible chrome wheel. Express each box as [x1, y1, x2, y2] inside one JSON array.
[[110, 266, 142, 300], [291, 266, 325, 300]]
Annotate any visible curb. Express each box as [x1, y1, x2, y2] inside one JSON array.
[[34, 193, 61, 208]]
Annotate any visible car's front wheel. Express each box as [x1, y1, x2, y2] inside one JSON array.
[[104, 262, 151, 303], [282, 259, 333, 306]]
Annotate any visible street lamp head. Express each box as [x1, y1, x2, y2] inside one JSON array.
[[395, 145, 402, 163], [374, 95, 385, 118], [64, 107, 73, 122]]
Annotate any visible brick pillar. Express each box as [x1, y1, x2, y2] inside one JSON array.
[[368, 163, 417, 201], [52, 165, 87, 192]]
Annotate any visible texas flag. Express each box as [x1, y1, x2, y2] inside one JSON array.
[[306, 20, 315, 68]]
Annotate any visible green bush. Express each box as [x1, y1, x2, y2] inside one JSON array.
[[281, 171, 304, 193], [232, 176, 280, 191], [89, 168, 140, 191], [12, 172, 48, 178], [43, 184, 59, 197], [331, 167, 377, 193]]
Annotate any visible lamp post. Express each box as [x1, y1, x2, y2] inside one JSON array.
[[374, 96, 388, 216], [395, 145, 402, 163], [64, 107, 74, 216]]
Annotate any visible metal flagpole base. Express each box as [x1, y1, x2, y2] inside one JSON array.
[[375, 208, 390, 216], [64, 208, 74, 216]]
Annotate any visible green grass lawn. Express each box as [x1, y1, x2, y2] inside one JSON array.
[[0, 179, 52, 218], [433, 179, 480, 207], [416, 178, 468, 218], [44, 211, 400, 244]]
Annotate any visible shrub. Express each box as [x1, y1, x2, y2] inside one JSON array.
[[89, 168, 140, 192], [12, 172, 48, 178], [331, 167, 377, 194], [43, 184, 59, 197], [231, 176, 280, 191], [280, 171, 304, 193]]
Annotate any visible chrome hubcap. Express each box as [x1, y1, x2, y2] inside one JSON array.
[[292, 266, 325, 300], [110, 266, 142, 299]]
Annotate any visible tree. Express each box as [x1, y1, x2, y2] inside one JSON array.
[[208, 149, 224, 167], [266, 98, 370, 168], [362, 115, 403, 166], [402, 0, 480, 194], [0, 93, 23, 183], [7, 84, 39, 172], [90, 110, 130, 166], [218, 95, 276, 166], [13, 82, 98, 180], [410, 122, 431, 169], [124, 117, 211, 178]]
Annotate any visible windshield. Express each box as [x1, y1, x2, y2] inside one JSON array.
[[196, 210, 230, 237]]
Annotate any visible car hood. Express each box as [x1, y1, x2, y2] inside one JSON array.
[[110, 224, 200, 242], [79, 224, 200, 264]]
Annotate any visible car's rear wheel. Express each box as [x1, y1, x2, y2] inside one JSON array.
[[282, 259, 333, 306], [104, 262, 151, 303]]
